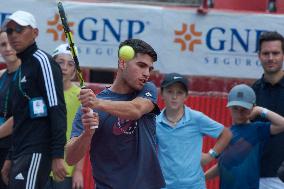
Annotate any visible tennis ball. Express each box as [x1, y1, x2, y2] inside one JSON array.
[[119, 45, 135, 61]]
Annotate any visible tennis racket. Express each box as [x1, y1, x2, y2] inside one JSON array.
[[57, 1, 84, 88], [58, 2, 98, 129]]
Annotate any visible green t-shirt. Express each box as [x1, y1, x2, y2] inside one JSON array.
[[64, 84, 81, 176], [51, 83, 81, 178]]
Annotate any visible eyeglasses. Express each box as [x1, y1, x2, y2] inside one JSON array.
[[6, 25, 26, 35]]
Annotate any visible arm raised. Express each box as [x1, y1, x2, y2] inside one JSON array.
[[250, 106, 284, 135], [65, 107, 98, 165]]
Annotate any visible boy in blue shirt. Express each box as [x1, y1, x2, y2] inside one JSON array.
[[156, 73, 232, 189], [205, 84, 284, 189]]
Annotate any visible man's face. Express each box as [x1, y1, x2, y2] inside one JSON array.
[[259, 40, 284, 75], [161, 83, 187, 111], [0, 32, 18, 63], [120, 53, 154, 91], [5, 21, 38, 53], [54, 53, 76, 82]]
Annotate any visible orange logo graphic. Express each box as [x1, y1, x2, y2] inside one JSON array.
[[47, 14, 75, 41], [174, 23, 202, 52]]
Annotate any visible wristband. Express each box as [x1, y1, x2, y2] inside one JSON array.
[[209, 148, 219, 159], [261, 108, 269, 119]]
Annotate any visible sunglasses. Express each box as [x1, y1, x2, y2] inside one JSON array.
[[6, 25, 26, 35]]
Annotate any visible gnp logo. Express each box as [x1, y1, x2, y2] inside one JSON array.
[[174, 23, 267, 54], [47, 14, 75, 41], [77, 17, 147, 42], [174, 23, 202, 52], [47, 14, 148, 43]]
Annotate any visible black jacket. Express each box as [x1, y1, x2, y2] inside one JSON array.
[[252, 75, 284, 177], [10, 43, 66, 159]]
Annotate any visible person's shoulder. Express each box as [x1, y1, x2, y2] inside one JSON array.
[[97, 88, 111, 98], [0, 69, 7, 78], [251, 121, 270, 127], [141, 82, 157, 95], [33, 49, 61, 73], [143, 81, 157, 89], [33, 48, 50, 57], [251, 78, 263, 89], [156, 108, 165, 122], [187, 107, 203, 116], [184, 106, 203, 119], [71, 83, 81, 91], [32, 49, 55, 63], [246, 122, 270, 134], [66, 84, 81, 94]]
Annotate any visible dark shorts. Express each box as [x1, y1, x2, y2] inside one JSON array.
[[8, 153, 51, 189]]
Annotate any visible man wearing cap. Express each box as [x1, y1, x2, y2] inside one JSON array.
[[205, 84, 284, 189], [2, 10, 67, 188], [252, 31, 284, 189], [156, 73, 232, 189]]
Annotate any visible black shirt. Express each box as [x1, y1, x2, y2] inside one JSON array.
[[252, 73, 284, 177], [10, 43, 67, 159]]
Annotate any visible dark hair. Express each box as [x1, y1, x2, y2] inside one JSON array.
[[258, 31, 284, 53], [118, 39, 157, 62]]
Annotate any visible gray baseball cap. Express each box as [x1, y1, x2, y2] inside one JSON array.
[[227, 84, 256, 109]]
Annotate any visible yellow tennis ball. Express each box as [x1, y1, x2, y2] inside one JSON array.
[[119, 45, 135, 61]]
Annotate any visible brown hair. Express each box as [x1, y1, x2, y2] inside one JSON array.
[[118, 39, 157, 62], [258, 31, 284, 53]]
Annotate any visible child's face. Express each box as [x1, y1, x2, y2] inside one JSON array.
[[161, 83, 188, 111], [229, 106, 252, 124], [54, 53, 76, 82]]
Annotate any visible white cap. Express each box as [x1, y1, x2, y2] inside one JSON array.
[[4, 11, 37, 28], [52, 44, 77, 57]]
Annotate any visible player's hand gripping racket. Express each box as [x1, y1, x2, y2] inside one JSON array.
[[58, 2, 98, 129]]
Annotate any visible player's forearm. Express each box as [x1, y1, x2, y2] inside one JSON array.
[[264, 108, 284, 134], [95, 98, 152, 120], [74, 155, 85, 173], [212, 127, 232, 154], [0, 117, 13, 138], [268, 112, 284, 127], [65, 133, 92, 165]]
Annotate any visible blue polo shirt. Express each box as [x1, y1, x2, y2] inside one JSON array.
[[156, 106, 224, 189], [218, 122, 270, 189]]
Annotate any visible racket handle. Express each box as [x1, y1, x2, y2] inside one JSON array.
[[88, 108, 98, 130]]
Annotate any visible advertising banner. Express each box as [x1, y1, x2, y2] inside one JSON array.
[[1, 0, 284, 78]]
